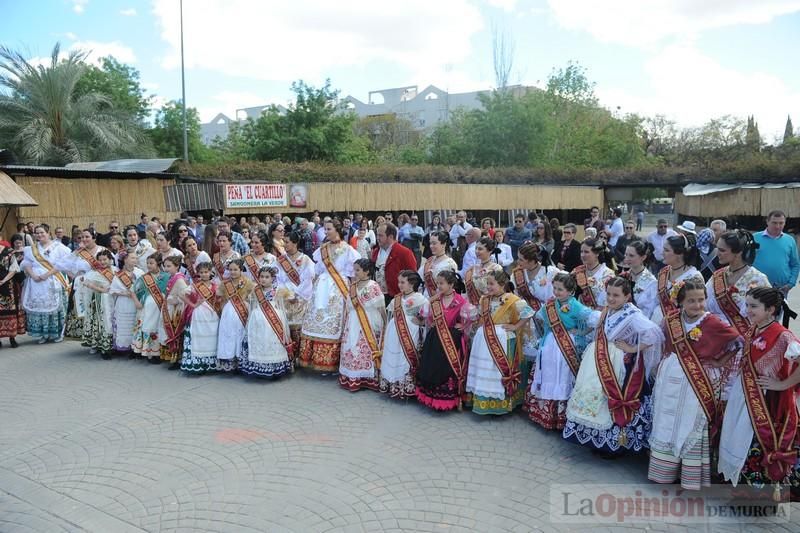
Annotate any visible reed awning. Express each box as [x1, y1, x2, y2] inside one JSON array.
[[0, 171, 38, 207]]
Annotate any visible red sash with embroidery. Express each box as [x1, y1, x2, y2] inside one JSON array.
[[712, 269, 751, 337], [31, 244, 70, 293], [513, 267, 541, 312], [255, 289, 292, 350], [195, 282, 216, 310], [185, 258, 197, 282], [161, 276, 187, 353], [97, 267, 114, 284], [213, 252, 225, 279], [741, 326, 799, 483], [391, 295, 419, 374], [143, 273, 165, 308], [573, 265, 598, 308], [480, 296, 521, 397], [657, 266, 675, 317], [595, 309, 645, 428], [465, 268, 480, 306], [243, 254, 260, 280], [223, 279, 249, 326], [321, 244, 349, 299], [77, 248, 101, 271], [423, 260, 437, 295], [116, 270, 134, 289], [665, 311, 719, 438], [278, 253, 301, 286], [430, 296, 463, 385], [349, 282, 382, 368], [545, 300, 580, 375]]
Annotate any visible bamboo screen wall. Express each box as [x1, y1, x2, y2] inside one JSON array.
[[675, 188, 800, 218], [223, 183, 604, 215], [15, 176, 180, 230]]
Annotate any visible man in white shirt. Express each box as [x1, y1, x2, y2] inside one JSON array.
[[646, 218, 677, 274], [449, 210, 473, 247], [315, 216, 329, 248], [608, 207, 624, 247], [459, 228, 482, 278]]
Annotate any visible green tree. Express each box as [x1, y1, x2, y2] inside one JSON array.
[[0, 43, 151, 165], [74, 56, 152, 123], [745, 115, 761, 152], [784, 115, 794, 144], [149, 100, 212, 162]]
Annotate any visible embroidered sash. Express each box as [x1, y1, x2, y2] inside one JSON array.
[[481, 296, 521, 397], [185, 258, 197, 282], [116, 270, 134, 289], [392, 295, 419, 373], [712, 269, 751, 337], [223, 279, 249, 326], [573, 265, 598, 308], [349, 283, 382, 368], [77, 248, 101, 271], [97, 267, 114, 284], [31, 244, 69, 293], [255, 289, 291, 350], [513, 267, 541, 312], [195, 282, 216, 309], [213, 252, 225, 279], [243, 254, 260, 280], [741, 327, 799, 483], [423, 259, 437, 294], [465, 268, 480, 306], [665, 311, 719, 437], [545, 300, 580, 376], [278, 253, 301, 286], [143, 273, 165, 308], [657, 266, 675, 317], [321, 244, 350, 299], [161, 278, 186, 353], [430, 297, 463, 385], [595, 309, 645, 428]]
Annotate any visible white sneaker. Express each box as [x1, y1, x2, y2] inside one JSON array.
[[54, 336, 64, 343], [89, 348, 97, 354], [37, 337, 47, 344]]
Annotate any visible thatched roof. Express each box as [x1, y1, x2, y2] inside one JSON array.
[[0, 171, 37, 207]]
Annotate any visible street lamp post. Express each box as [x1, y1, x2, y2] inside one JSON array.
[[180, 0, 189, 163]]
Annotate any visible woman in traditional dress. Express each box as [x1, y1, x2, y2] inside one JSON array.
[[650, 234, 704, 327], [239, 266, 293, 378], [572, 237, 615, 311], [526, 272, 600, 430], [241, 231, 277, 282], [125, 226, 154, 272], [648, 278, 741, 490], [212, 231, 240, 281], [719, 287, 800, 500], [158, 256, 191, 368], [464, 237, 504, 307], [622, 241, 658, 320], [418, 231, 457, 298], [131, 253, 169, 363], [81, 249, 117, 358], [155, 232, 184, 272], [10, 234, 27, 337], [62, 229, 106, 339], [466, 269, 534, 415], [0, 239, 23, 347], [20, 225, 71, 344], [109, 252, 143, 355], [379, 270, 427, 399], [299, 220, 361, 373], [183, 236, 211, 283], [180, 262, 220, 373], [563, 277, 664, 456], [274, 230, 315, 363], [339, 259, 386, 391], [216, 258, 254, 372]]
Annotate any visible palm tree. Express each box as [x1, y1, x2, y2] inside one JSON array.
[[0, 43, 149, 165]]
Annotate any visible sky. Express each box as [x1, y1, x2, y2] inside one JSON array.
[[3, 0, 800, 142]]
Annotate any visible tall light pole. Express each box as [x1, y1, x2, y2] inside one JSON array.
[[180, 0, 189, 163]]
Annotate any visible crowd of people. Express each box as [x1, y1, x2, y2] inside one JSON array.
[[2, 206, 800, 501]]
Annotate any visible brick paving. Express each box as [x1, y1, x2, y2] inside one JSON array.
[[1, 336, 798, 532]]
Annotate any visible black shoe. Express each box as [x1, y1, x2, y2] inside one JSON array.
[[128, 352, 136, 359], [101, 352, 112, 360], [9, 338, 17, 348], [148, 357, 161, 364], [168, 362, 180, 370]]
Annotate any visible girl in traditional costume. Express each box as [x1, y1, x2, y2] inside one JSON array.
[[158, 256, 191, 368], [526, 272, 600, 430], [109, 252, 144, 355], [299, 220, 361, 373], [180, 262, 220, 373], [216, 258, 254, 372], [466, 269, 534, 415], [719, 287, 800, 500], [571, 237, 615, 311], [339, 259, 386, 391], [622, 241, 658, 320], [183, 236, 211, 284], [0, 239, 23, 347], [274, 230, 315, 363], [415, 270, 469, 411], [418, 231, 458, 298], [132, 253, 169, 363], [81, 249, 117, 358], [379, 270, 427, 399], [464, 237, 503, 307], [20, 225, 71, 343], [62, 229, 106, 339], [563, 277, 664, 456], [239, 266, 293, 378], [648, 278, 741, 490], [212, 231, 241, 280], [241, 231, 277, 283], [154, 232, 184, 273], [650, 234, 704, 327]]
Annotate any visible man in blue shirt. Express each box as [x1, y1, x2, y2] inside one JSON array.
[[505, 215, 532, 260], [753, 210, 800, 297], [217, 218, 250, 256]]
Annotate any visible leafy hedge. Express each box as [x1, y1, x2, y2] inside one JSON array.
[[177, 158, 800, 186]]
